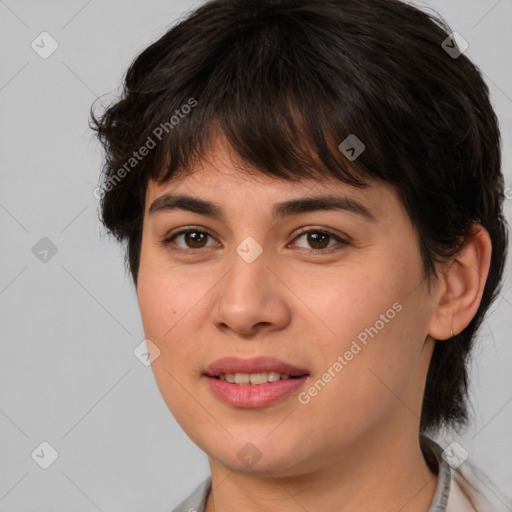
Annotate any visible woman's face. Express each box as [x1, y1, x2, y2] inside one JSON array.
[[137, 135, 440, 476]]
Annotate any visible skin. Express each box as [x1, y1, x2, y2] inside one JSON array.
[[136, 132, 492, 512]]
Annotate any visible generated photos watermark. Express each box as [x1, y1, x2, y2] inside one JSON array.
[[93, 97, 198, 200], [298, 301, 403, 404]]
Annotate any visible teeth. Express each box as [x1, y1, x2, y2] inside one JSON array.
[[235, 373, 250, 384], [217, 372, 294, 384], [267, 371, 281, 382], [249, 372, 267, 384]]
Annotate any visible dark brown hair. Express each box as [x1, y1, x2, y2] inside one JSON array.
[[90, 0, 508, 434]]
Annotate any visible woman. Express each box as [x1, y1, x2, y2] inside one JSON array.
[[91, 0, 510, 510]]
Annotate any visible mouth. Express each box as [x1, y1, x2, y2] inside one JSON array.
[[213, 372, 302, 384], [204, 355, 309, 381], [204, 356, 310, 407]]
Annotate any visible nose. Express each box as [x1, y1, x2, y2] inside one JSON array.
[[210, 250, 292, 338]]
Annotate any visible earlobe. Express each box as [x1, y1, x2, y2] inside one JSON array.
[[428, 224, 492, 341]]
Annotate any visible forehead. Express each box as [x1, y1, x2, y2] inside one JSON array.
[[144, 133, 398, 222], [148, 165, 341, 202]]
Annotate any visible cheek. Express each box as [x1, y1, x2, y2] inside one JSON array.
[[136, 257, 213, 380], [136, 244, 197, 346], [137, 274, 197, 356], [285, 257, 407, 353], [137, 274, 172, 346], [291, 255, 428, 417], [136, 265, 207, 429]]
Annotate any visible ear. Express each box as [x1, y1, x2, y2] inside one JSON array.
[[428, 224, 492, 341]]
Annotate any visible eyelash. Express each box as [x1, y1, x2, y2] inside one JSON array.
[[159, 226, 349, 255]]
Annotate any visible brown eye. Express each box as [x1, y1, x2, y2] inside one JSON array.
[[292, 228, 349, 254], [305, 232, 330, 249], [161, 229, 217, 252], [180, 230, 209, 249]]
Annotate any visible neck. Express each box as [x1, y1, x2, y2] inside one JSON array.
[[205, 426, 438, 512]]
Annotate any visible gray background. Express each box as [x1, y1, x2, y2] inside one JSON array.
[[0, 0, 511, 510]]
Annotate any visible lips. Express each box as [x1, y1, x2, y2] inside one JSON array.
[[204, 356, 309, 408], [204, 356, 309, 378]]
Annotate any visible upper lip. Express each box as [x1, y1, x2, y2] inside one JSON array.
[[204, 356, 309, 377]]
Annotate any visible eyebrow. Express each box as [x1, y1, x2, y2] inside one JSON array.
[[148, 193, 377, 222]]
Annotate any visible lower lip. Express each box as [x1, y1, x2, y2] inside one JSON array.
[[205, 376, 308, 408]]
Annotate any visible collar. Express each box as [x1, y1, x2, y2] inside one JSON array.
[[423, 435, 452, 511]]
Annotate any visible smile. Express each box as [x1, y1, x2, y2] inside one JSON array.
[[215, 372, 295, 384]]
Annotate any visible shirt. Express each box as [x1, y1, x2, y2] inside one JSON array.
[[171, 435, 511, 512]]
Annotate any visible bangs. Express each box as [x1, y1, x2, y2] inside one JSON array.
[[156, 102, 370, 189]]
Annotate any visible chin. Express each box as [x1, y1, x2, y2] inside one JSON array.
[[202, 432, 308, 474]]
